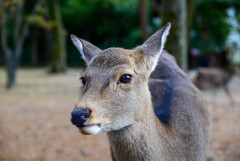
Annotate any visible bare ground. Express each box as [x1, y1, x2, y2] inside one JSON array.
[[0, 68, 240, 161]]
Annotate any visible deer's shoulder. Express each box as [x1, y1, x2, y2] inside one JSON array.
[[149, 51, 204, 125]]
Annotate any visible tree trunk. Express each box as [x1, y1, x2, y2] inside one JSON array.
[[45, 30, 52, 65], [44, 5, 52, 66], [5, 55, 19, 89], [187, 0, 196, 69], [1, 0, 45, 89], [162, 0, 188, 71], [187, 0, 195, 32], [0, 5, 16, 89], [139, 0, 149, 42], [48, 0, 66, 73], [31, 28, 38, 66], [187, 0, 196, 49]]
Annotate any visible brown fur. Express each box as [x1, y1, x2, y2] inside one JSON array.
[[193, 67, 236, 105], [70, 23, 210, 161]]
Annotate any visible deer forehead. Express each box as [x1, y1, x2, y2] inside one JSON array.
[[82, 49, 137, 92], [87, 48, 135, 70]]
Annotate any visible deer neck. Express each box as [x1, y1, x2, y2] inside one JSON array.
[[107, 93, 169, 161]]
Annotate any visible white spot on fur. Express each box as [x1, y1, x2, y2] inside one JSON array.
[[151, 23, 171, 72], [81, 125, 101, 135], [160, 24, 171, 54], [151, 55, 160, 72], [70, 34, 86, 62]]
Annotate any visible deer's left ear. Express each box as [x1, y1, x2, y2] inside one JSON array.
[[136, 22, 171, 72], [70, 34, 101, 64]]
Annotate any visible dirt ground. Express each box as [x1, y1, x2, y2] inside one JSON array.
[[0, 68, 240, 161]]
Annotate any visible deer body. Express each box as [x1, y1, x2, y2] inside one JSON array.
[[108, 52, 209, 161], [193, 67, 235, 105], [70, 23, 210, 161], [194, 67, 234, 89]]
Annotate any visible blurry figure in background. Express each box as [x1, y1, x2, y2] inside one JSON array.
[[188, 50, 239, 106], [193, 67, 236, 106]]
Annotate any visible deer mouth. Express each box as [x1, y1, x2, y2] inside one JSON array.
[[76, 123, 101, 128], [76, 124, 101, 135]]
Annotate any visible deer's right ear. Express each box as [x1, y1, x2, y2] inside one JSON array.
[[134, 23, 171, 73], [70, 34, 101, 64]]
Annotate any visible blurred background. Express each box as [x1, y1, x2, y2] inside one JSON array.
[[0, 0, 240, 161]]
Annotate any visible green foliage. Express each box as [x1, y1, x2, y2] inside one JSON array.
[[26, 15, 55, 30], [26, 5, 55, 30], [2, 0, 239, 68], [61, 0, 142, 67], [190, 0, 240, 55], [1, 0, 18, 17], [62, 0, 140, 49]]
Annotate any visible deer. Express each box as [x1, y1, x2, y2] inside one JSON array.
[[70, 23, 210, 161], [192, 67, 236, 105]]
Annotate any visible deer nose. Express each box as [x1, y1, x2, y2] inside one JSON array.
[[71, 109, 91, 126]]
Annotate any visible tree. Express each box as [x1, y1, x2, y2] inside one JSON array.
[[0, 0, 44, 88], [139, 0, 149, 42], [162, 0, 188, 71], [48, 0, 66, 73], [187, 0, 196, 33], [26, 1, 54, 67], [27, 0, 66, 72]]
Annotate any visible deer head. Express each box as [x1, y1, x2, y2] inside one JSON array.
[[70, 23, 171, 135]]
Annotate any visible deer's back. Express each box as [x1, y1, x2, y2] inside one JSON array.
[[149, 51, 210, 160]]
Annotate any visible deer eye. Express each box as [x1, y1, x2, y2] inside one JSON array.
[[118, 74, 132, 84], [80, 77, 86, 86]]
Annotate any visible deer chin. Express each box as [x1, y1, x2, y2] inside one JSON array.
[[76, 124, 101, 135]]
